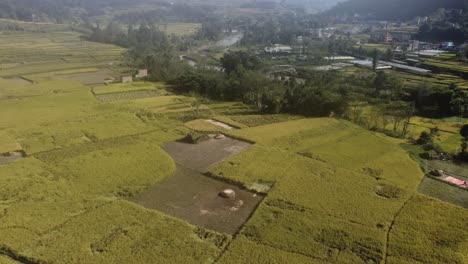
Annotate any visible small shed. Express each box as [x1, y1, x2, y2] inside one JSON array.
[[136, 69, 148, 78]]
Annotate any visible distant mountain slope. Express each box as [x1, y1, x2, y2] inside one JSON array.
[[284, 0, 344, 11], [327, 0, 464, 20]]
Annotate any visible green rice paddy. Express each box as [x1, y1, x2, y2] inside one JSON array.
[[0, 25, 466, 264]]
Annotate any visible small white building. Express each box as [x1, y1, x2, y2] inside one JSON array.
[[121, 76, 133, 83], [265, 44, 293, 54], [135, 69, 148, 78]]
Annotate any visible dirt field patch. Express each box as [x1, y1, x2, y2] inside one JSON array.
[[0, 151, 24, 165], [206, 119, 236, 130], [61, 69, 114, 85], [163, 137, 252, 172], [129, 136, 257, 234], [129, 165, 263, 234]]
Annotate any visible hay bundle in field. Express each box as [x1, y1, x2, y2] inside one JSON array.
[[219, 189, 236, 199], [214, 134, 225, 140]]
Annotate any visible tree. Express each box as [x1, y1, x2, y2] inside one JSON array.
[[458, 124, 468, 161], [220, 51, 262, 76], [460, 124, 468, 139], [374, 71, 386, 91], [449, 83, 467, 119], [372, 49, 379, 71], [383, 48, 394, 61], [417, 131, 432, 145]]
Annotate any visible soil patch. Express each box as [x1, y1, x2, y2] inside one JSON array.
[[206, 119, 236, 130], [129, 165, 263, 234], [0, 151, 24, 165], [163, 137, 251, 173], [61, 69, 114, 85]]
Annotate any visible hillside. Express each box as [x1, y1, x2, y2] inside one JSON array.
[[327, 0, 464, 20]]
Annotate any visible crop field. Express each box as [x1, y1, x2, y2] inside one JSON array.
[[422, 57, 468, 75], [0, 28, 467, 264], [0, 30, 123, 80], [418, 177, 468, 208], [157, 23, 201, 36], [392, 71, 468, 89], [93, 82, 166, 95], [209, 118, 467, 263]]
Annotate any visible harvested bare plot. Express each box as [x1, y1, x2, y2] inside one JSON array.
[[60, 69, 114, 85], [206, 119, 237, 130], [0, 151, 24, 165], [130, 136, 257, 234], [129, 165, 263, 234], [163, 136, 252, 172]]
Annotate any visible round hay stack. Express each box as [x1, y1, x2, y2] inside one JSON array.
[[219, 189, 236, 199], [214, 134, 226, 140]]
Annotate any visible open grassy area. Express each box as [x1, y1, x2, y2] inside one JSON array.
[[157, 23, 201, 36]]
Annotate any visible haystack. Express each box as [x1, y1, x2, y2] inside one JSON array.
[[219, 189, 236, 199]]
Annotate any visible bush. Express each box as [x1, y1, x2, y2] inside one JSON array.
[[422, 142, 442, 152], [375, 184, 403, 199], [183, 132, 209, 144], [417, 131, 432, 145], [419, 150, 438, 160]]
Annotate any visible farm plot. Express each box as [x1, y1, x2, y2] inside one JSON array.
[[60, 69, 115, 85], [422, 58, 468, 75], [129, 165, 263, 234], [93, 82, 167, 102], [163, 136, 252, 172], [130, 133, 257, 235], [93, 82, 166, 95], [96, 90, 162, 102], [184, 119, 239, 132], [0, 134, 230, 264], [386, 195, 468, 264], [208, 118, 466, 264], [0, 31, 124, 78], [418, 176, 468, 208], [158, 23, 201, 36]]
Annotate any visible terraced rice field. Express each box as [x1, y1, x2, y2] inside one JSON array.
[[0, 30, 123, 81], [0, 26, 466, 264]]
